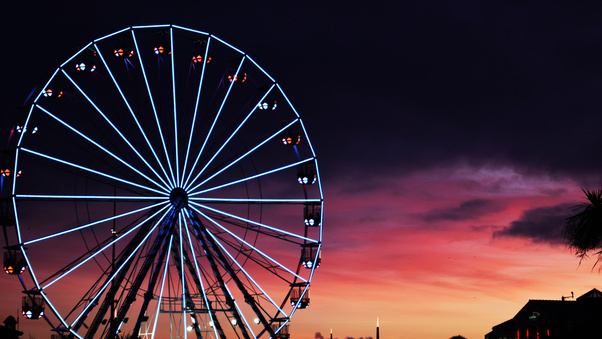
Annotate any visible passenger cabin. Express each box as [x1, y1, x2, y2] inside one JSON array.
[[271, 321, 290, 339], [4, 250, 26, 275], [290, 285, 310, 309], [297, 165, 317, 185], [304, 202, 321, 227], [258, 99, 277, 111], [301, 244, 321, 269], [22, 295, 44, 319]]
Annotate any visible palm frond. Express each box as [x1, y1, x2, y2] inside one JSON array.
[[563, 188, 602, 269]]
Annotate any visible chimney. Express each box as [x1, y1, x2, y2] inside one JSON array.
[[376, 317, 379, 339]]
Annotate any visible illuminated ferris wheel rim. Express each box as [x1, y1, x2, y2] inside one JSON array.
[[7, 24, 323, 339]]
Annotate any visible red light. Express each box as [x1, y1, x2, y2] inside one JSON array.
[[228, 73, 247, 83]]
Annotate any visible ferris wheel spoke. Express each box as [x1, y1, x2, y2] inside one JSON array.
[[189, 157, 314, 196], [70, 207, 171, 329], [108, 210, 175, 338], [40, 205, 170, 291], [23, 201, 168, 245], [182, 216, 220, 320], [170, 215, 211, 339], [182, 36, 211, 188], [187, 119, 299, 192], [189, 201, 317, 244], [191, 206, 306, 283], [60, 69, 172, 191], [20, 147, 167, 196], [185, 84, 277, 191], [97, 34, 173, 189], [185, 211, 258, 339], [183, 56, 247, 189], [150, 234, 174, 339], [128, 32, 177, 187], [169, 27, 181, 186], [182, 220, 232, 339], [200, 217, 289, 319], [34, 104, 168, 191], [185, 233, 246, 339], [190, 197, 320, 204], [16, 194, 166, 200]]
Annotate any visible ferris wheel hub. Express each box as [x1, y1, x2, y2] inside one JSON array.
[[169, 187, 188, 210]]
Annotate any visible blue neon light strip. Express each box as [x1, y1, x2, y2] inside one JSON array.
[[186, 84, 276, 190], [172, 25, 210, 36], [188, 211, 289, 318], [152, 234, 174, 338], [211, 35, 245, 55], [132, 24, 171, 29], [191, 206, 307, 283], [60, 69, 171, 192], [189, 197, 320, 203], [183, 55, 247, 189], [31, 67, 60, 106], [70, 207, 170, 327], [246, 56, 275, 83], [42, 204, 170, 290], [182, 217, 218, 333], [178, 213, 188, 338], [12, 196, 23, 244], [35, 104, 166, 189], [17, 194, 165, 200], [95, 41, 174, 190], [189, 201, 316, 244], [189, 157, 313, 196], [306, 242, 323, 285], [182, 36, 211, 187], [93, 27, 130, 42], [20, 147, 167, 195], [188, 119, 299, 192], [129, 31, 177, 188], [170, 27, 180, 186], [24, 201, 167, 245], [60, 42, 93, 68], [39, 289, 74, 337], [13, 103, 35, 195]]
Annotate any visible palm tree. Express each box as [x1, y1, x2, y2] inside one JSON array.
[[563, 188, 602, 268]]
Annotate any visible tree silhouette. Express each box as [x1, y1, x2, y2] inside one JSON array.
[[563, 188, 602, 269], [449, 336, 467, 339]]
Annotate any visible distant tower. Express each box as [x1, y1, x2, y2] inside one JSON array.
[[330, 328, 333, 339], [376, 317, 380, 339]]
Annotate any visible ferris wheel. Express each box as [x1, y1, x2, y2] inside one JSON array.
[[2, 24, 323, 339]]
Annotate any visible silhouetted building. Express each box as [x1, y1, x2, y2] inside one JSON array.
[[0, 315, 23, 339], [485, 288, 602, 339]]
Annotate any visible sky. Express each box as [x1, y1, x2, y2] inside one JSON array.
[[3, 1, 602, 339]]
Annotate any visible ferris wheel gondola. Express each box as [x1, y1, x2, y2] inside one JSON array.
[[4, 24, 323, 339]]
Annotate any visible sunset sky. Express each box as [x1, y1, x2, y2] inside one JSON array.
[[4, 2, 602, 339]]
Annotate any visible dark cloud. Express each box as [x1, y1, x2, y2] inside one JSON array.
[[8, 3, 602, 185], [423, 199, 506, 223], [315, 332, 325, 339], [493, 203, 575, 244]]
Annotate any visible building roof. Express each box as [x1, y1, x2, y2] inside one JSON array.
[[486, 288, 602, 339]]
